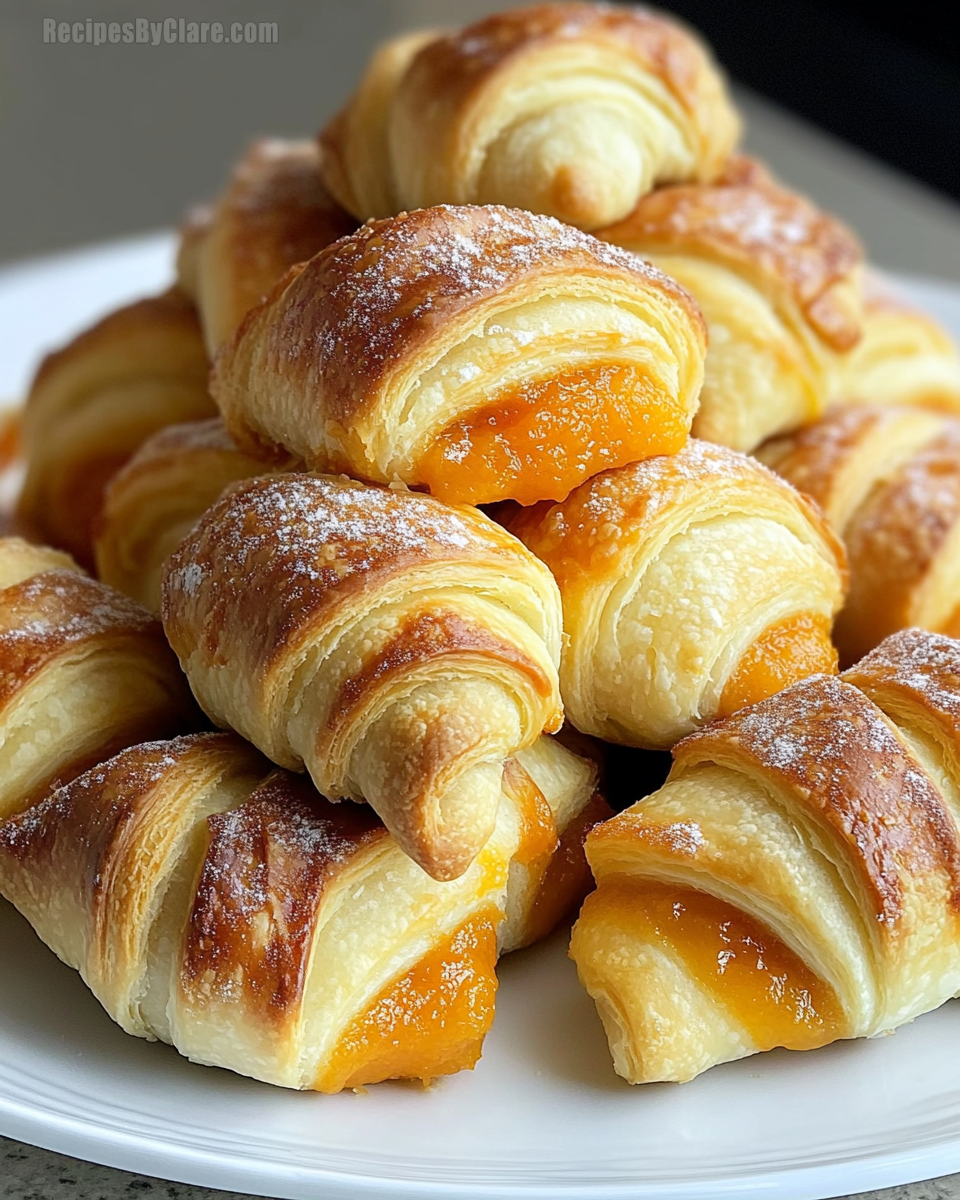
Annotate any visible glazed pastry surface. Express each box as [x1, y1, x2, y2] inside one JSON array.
[[0, 731, 603, 1091], [162, 473, 564, 880], [320, 3, 740, 230], [17, 289, 216, 567], [195, 139, 356, 355], [212, 204, 706, 507], [597, 157, 863, 451], [571, 629, 960, 1083], [758, 405, 960, 663], [94, 418, 285, 612], [508, 439, 846, 748], [0, 537, 195, 821]]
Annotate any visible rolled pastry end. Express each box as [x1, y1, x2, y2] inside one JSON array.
[[716, 612, 839, 719], [570, 878, 846, 1084]]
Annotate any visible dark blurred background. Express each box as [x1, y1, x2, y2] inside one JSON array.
[[2, 0, 959, 278]]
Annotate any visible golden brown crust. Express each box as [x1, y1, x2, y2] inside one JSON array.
[[93, 418, 287, 611], [597, 170, 863, 351], [674, 674, 960, 923], [755, 406, 893, 518], [197, 140, 356, 354], [18, 288, 215, 567], [838, 423, 960, 654], [402, 4, 720, 130], [27, 287, 205, 404], [216, 203, 701, 446], [182, 770, 387, 1023], [163, 473, 554, 681], [0, 570, 159, 711], [844, 629, 960, 746]]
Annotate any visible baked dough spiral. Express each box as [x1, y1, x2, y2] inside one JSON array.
[[212, 204, 706, 507], [17, 289, 216, 567], [0, 537, 195, 821], [194, 139, 356, 355], [0, 730, 606, 1091], [758, 405, 960, 665], [596, 156, 863, 451], [508, 439, 847, 748], [319, 3, 740, 231], [94, 418, 283, 612], [570, 628, 960, 1084], [162, 473, 564, 881], [834, 271, 960, 413]]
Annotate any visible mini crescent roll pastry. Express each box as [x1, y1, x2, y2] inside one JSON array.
[[596, 157, 863, 451], [0, 537, 195, 821], [508, 440, 847, 749], [212, 204, 706, 507], [162, 473, 564, 881], [319, 3, 740, 231], [570, 629, 960, 1084], [195, 139, 356, 356], [835, 271, 960, 413], [94, 418, 284, 612], [17, 289, 216, 567], [758, 406, 960, 665], [0, 730, 606, 1091]]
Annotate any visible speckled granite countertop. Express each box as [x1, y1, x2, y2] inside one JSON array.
[[0, 1135, 959, 1200]]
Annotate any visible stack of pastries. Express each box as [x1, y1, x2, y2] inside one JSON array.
[[5, 1, 960, 1096]]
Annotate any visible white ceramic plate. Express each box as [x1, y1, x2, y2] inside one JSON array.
[[3, 239, 960, 1200]]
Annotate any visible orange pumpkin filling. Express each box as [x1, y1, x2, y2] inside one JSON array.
[[718, 613, 837, 719], [316, 907, 500, 1093], [584, 879, 844, 1052], [417, 364, 687, 507]]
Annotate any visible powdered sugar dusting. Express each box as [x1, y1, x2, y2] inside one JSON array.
[[676, 673, 960, 923], [164, 474, 507, 632], [297, 205, 682, 378], [848, 628, 960, 723]]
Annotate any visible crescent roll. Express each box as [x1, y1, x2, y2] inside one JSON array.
[[570, 628, 960, 1084], [17, 289, 216, 567], [195, 139, 356, 355], [596, 157, 863, 451], [0, 536, 195, 821], [94, 418, 284, 612], [758, 406, 960, 664], [835, 271, 960, 413], [212, 204, 706, 507], [0, 730, 606, 1091], [319, 4, 740, 231], [162, 473, 564, 881], [508, 439, 847, 749]]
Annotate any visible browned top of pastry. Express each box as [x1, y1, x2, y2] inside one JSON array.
[[163, 473, 551, 673], [207, 140, 356, 314], [598, 168, 863, 349], [757, 406, 893, 513], [0, 569, 160, 710], [844, 422, 960, 594], [29, 287, 206, 399], [181, 770, 387, 1020], [221, 203, 702, 431], [0, 732, 243, 867], [675, 674, 960, 924], [401, 4, 725, 128], [846, 629, 960, 738]]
